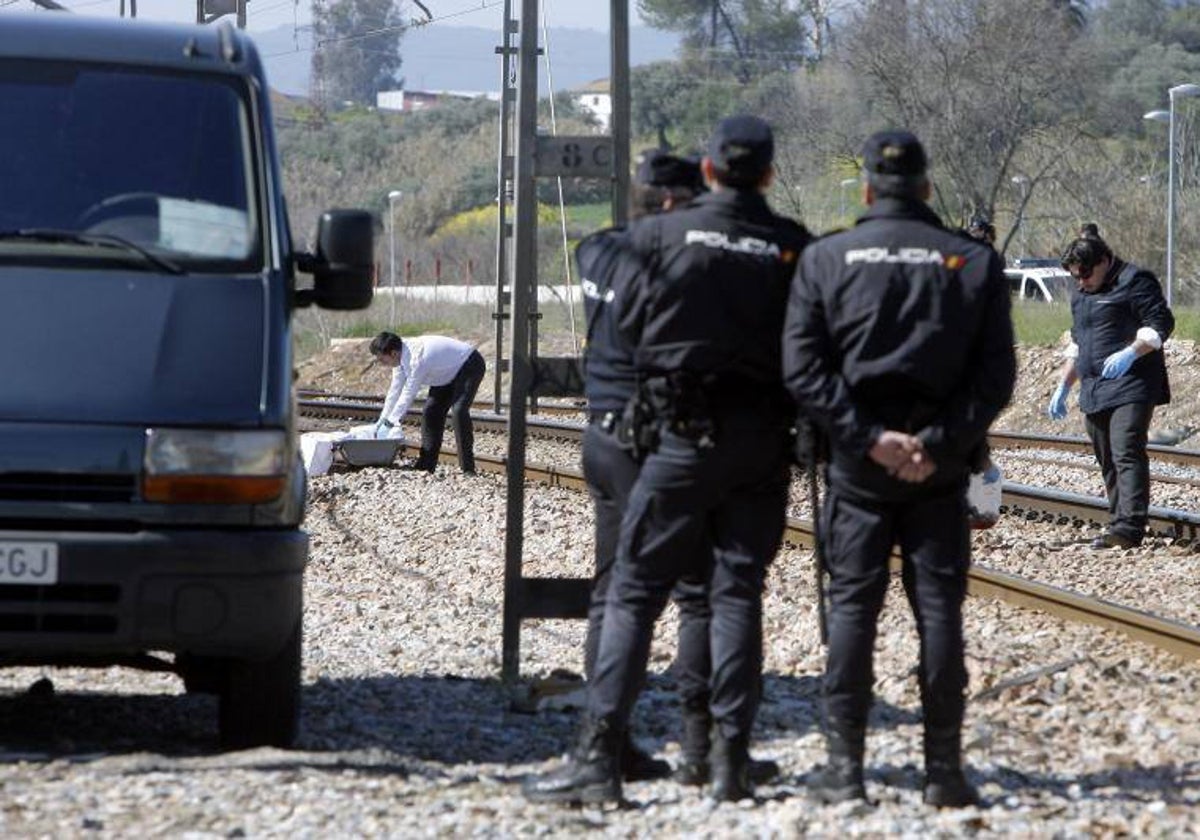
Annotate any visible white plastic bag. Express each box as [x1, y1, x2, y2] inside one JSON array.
[[300, 431, 347, 476], [966, 463, 1003, 530]]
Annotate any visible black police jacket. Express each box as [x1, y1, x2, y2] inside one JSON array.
[[576, 226, 644, 413], [782, 197, 1017, 501], [1070, 259, 1173, 415], [616, 189, 811, 409]]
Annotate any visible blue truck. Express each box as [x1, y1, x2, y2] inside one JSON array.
[[0, 13, 373, 748]]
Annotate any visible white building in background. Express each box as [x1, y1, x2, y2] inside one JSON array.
[[574, 79, 611, 131], [376, 89, 500, 113]]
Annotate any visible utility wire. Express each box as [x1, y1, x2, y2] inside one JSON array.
[[541, 0, 579, 355], [265, 0, 504, 56]]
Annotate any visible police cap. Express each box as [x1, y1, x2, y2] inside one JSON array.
[[707, 115, 774, 175], [635, 148, 705, 191], [862, 130, 928, 177]]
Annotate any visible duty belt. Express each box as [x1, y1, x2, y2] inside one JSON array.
[[588, 410, 620, 434]]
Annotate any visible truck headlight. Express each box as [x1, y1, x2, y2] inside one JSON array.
[[143, 429, 288, 504]]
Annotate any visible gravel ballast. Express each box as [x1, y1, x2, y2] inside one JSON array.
[[0, 464, 1196, 837]]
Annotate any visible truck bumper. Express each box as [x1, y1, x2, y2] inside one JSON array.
[[0, 528, 306, 660]]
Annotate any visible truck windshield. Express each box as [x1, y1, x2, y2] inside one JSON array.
[[0, 59, 258, 268]]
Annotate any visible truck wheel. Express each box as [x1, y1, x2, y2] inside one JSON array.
[[218, 619, 302, 750], [176, 653, 225, 695]]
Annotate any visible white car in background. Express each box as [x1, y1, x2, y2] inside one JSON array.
[[1005, 262, 1074, 303]]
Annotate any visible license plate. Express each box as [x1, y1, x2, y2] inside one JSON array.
[[0, 541, 58, 585]]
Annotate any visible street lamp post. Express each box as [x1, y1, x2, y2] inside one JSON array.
[[387, 189, 403, 326], [1011, 175, 1029, 256], [1144, 82, 1200, 307], [839, 177, 857, 221]]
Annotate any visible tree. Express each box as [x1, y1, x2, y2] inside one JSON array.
[[311, 0, 405, 107], [841, 0, 1093, 229], [638, 0, 816, 80]]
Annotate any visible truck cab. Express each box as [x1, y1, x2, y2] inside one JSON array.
[[0, 14, 373, 748]]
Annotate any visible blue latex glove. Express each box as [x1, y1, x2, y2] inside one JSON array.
[[1047, 381, 1071, 420], [1100, 346, 1137, 379]]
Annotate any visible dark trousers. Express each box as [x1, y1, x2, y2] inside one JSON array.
[[418, 350, 486, 472], [1084, 401, 1153, 542], [821, 486, 970, 733], [588, 420, 790, 741], [581, 422, 710, 706]]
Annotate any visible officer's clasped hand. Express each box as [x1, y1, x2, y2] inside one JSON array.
[[869, 430, 934, 483], [1100, 346, 1137, 380], [1047, 381, 1071, 420]]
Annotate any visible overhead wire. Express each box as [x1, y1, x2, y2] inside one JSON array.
[[262, 0, 505, 57], [540, 0, 579, 355]]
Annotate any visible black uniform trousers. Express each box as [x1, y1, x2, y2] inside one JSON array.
[[1084, 401, 1153, 543], [821, 485, 970, 733], [588, 415, 790, 741], [418, 349, 486, 472], [581, 420, 710, 706]]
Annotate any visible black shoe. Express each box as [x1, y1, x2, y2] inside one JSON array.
[[807, 758, 867, 803], [1090, 532, 1138, 550], [924, 766, 979, 808], [673, 758, 709, 786], [522, 716, 623, 805], [675, 756, 779, 786], [709, 732, 753, 803], [621, 736, 671, 782], [808, 720, 867, 804], [922, 725, 978, 808]]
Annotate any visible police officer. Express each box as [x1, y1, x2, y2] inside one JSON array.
[[1049, 231, 1173, 549], [523, 115, 811, 805], [575, 149, 707, 784], [782, 131, 1016, 808]]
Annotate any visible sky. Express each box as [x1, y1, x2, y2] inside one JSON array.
[[11, 0, 649, 33]]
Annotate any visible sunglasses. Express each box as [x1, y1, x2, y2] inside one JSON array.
[[1064, 263, 1095, 282]]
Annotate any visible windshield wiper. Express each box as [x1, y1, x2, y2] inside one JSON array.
[[0, 228, 186, 275]]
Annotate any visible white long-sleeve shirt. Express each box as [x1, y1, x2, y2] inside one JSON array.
[[379, 335, 476, 426]]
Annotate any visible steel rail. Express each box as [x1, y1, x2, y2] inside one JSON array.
[[301, 398, 1198, 539], [297, 389, 584, 418], [352, 444, 1200, 663], [999, 450, 1200, 488], [990, 429, 1200, 469]]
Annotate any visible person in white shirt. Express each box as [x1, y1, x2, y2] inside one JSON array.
[[369, 332, 486, 473]]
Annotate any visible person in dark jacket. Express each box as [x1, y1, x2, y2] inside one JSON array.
[[782, 130, 1016, 808], [1049, 232, 1174, 549], [523, 115, 811, 805], [573, 149, 707, 785]]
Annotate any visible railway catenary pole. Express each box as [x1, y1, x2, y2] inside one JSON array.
[[500, 0, 630, 682], [492, 0, 516, 412], [610, 0, 630, 227], [501, 0, 541, 683]]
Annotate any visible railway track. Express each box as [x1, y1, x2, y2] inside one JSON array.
[[298, 394, 1200, 540], [360, 441, 1200, 663], [299, 389, 1200, 660]]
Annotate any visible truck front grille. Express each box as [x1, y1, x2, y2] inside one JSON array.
[[0, 584, 120, 634], [0, 473, 136, 504]]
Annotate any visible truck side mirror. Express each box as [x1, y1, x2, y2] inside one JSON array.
[[295, 209, 375, 310]]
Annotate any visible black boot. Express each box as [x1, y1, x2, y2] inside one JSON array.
[[672, 701, 712, 786], [674, 704, 780, 787], [522, 716, 623, 805], [807, 720, 867, 804], [621, 733, 671, 781], [709, 730, 753, 802], [923, 725, 979, 808], [410, 449, 437, 472]]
